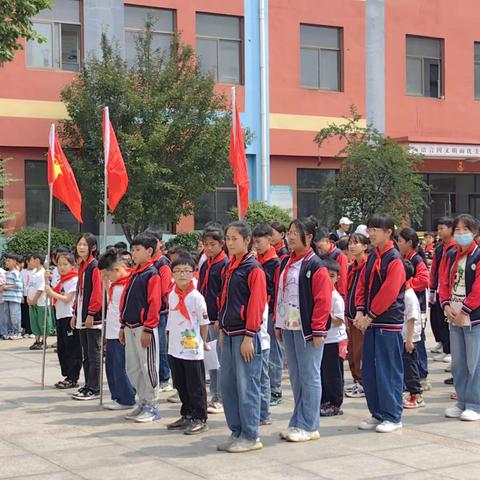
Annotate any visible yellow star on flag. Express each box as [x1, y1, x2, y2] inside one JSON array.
[[53, 154, 63, 181]]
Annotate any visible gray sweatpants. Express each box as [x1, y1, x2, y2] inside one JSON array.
[[124, 327, 159, 408]]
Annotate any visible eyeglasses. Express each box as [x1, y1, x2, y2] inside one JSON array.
[[287, 230, 299, 237], [366, 227, 382, 234], [172, 270, 194, 276]]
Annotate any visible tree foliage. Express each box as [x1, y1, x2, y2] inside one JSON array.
[[0, 158, 14, 235], [315, 108, 427, 227], [230, 201, 292, 229], [60, 29, 231, 242], [0, 0, 51, 65], [164, 231, 201, 253]]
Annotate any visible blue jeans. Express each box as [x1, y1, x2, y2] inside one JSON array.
[[0, 303, 7, 337], [5, 301, 21, 336], [260, 348, 271, 421], [416, 324, 428, 379], [106, 339, 136, 406], [220, 334, 262, 441], [267, 312, 284, 394], [362, 328, 404, 423], [157, 314, 170, 383], [207, 324, 221, 401], [450, 325, 480, 413], [283, 329, 324, 432]]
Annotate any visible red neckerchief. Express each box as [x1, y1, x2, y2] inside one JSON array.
[[448, 241, 477, 292], [78, 256, 95, 296], [52, 271, 78, 305], [326, 243, 336, 255], [425, 243, 434, 253], [274, 241, 286, 254], [200, 250, 227, 292], [368, 241, 394, 293], [257, 246, 278, 265], [404, 249, 417, 261], [347, 255, 367, 290], [220, 253, 250, 309], [282, 248, 312, 294], [108, 273, 131, 307], [406, 280, 413, 290], [174, 281, 195, 325], [443, 239, 457, 256]]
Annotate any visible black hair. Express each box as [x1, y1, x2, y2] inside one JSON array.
[[114, 241, 128, 250], [118, 249, 132, 258], [270, 221, 286, 235], [336, 237, 349, 252], [168, 246, 192, 259], [403, 259, 415, 281], [323, 257, 340, 273], [202, 226, 225, 243], [252, 223, 274, 238], [144, 228, 163, 242], [131, 233, 157, 255], [5, 253, 22, 262], [425, 231, 436, 238], [453, 213, 480, 234], [31, 252, 46, 264], [56, 252, 76, 266], [98, 249, 122, 271], [436, 216, 454, 230], [367, 214, 395, 238], [76, 232, 98, 259], [226, 221, 252, 240], [171, 256, 196, 271], [349, 233, 370, 246], [399, 227, 420, 249], [314, 227, 330, 243], [289, 216, 318, 253]]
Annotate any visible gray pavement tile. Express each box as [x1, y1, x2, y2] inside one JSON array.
[[209, 464, 328, 480], [4, 473, 83, 480], [432, 462, 480, 480], [0, 454, 63, 479]]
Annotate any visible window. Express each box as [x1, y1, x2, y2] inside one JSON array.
[[297, 168, 336, 227], [406, 35, 443, 98], [26, 0, 81, 72], [124, 6, 175, 66], [475, 43, 480, 100], [300, 24, 342, 91], [194, 175, 237, 229], [196, 13, 242, 84]]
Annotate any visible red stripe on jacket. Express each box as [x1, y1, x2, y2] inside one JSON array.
[[246, 267, 268, 335]]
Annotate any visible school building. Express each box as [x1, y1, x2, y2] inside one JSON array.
[[1, 0, 480, 239]]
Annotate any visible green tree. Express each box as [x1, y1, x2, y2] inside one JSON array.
[[0, 158, 14, 235], [0, 0, 51, 65], [60, 29, 231, 242], [230, 201, 292, 228], [315, 108, 427, 227]]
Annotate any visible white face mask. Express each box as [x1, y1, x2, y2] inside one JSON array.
[[454, 232, 474, 247]]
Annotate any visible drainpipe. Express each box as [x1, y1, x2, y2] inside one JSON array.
[[259, 0, 268, 202]]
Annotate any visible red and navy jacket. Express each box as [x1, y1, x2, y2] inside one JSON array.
[[404, 250, 429, 313], [219, 253, 267, 337], [277, 249, 332, 340], [153, 252, 172, 315], [120, 259, 161, 334], [257, 246, 280, 313], [274, 241, 289, 260], [346, 255, 367, 320], [355, 241, 406, 331], [74, 256, 102, 327], [323, 244, 348, 298], [429, 240, 456, 292], [439, 242, 480, 326], [198, 251, 229, 324]]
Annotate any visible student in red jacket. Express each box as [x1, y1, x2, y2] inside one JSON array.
[[355, 214, 406, 433], [216, 221, 267, 453], [271, 221, 289, 259]]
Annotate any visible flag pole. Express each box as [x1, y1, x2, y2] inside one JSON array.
[[231, 87, 241, 221], [41, 125, 55, 390]]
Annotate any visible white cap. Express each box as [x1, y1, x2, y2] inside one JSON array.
[[355, 224, 369, 237], [339, 217, 353, 225]]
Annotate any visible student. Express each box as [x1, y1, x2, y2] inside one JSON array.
[[120, 233, 161, 422], [114, 241, 128, 251], [216, 221, 267, 453], [3, 254, 23, 340], [198, 226, 229, 414], [402, 260, 425, 409], [321, 259, 347, 417], [0, 265, 6, 339], [315, 229, 348, 298], [275, 217, 332, 443], [71, 234, 103, 401], [20, 256, 34, 338], [355, 214, 406, 433], [345, 233, 369, 398], [439, 214, 480, 422], [397, 228, 430, 388], [270, 221, 289, 259], [166, 256, 210, 435], [423, 232, 436, 259], [336, 217, 353, 239], [45, 252, 82, 389]]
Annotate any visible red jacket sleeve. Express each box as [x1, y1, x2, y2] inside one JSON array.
[[143, 274, 161, 333], [429, 250, 439, 290], [411, 260, 429, 293], [87, 266, 102, 317], [369, 258, 406, 319], [438, 256, 452, 307], [158, 264, 172, 301], [355, 266, 367, 314], [462, 260, 480, 315], [245, 267, 267, 336], [311, 267, 333, 337], [336, 253, 348, 298]]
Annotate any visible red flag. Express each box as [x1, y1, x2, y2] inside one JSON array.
[[48, 125, 83, 223], [229, 90, 249, 219], [103, 107, 128, 212]]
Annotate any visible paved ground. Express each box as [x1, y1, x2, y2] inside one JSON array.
[[1, 334, 480, 480]]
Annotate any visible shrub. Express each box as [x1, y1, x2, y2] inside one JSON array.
[[164, 231, 202, 253], [230, 201, 291, 228]]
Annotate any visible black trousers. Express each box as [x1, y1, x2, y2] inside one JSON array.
[[403, 344, 422, 395], [168, 355, 207, 421], [321, 343, 344, 408], [56, 317, 82, 382], [79, 329, 102, 393], [430, 298, 450, 354], [21, 299, 32, 334]]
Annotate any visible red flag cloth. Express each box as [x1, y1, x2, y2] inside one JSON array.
[[229, 95, 249, 219], [48, 125, 83, 223], [103, 108, 128, 212]]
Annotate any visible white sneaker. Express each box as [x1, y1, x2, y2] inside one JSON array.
[[445, 406, 463, 418], [358, 416, 382, 430], [445, 364, 452, 372], [225, 438, 263, 453], [159, 382, 173, 393], [431, 342, 443, 353], [279, 426, 297, 440], [442, 354, 452, 364], [433, 353, 447, 362], [103, 400, 133, 410], [376, 421, 402, 433], [134, 406, 160, 423], [345, 383, 365, 398], [207, 400, 224, 414], [460, 409, 480, 422], [125, 404, 144, 420], [285, 428, 320, 442]]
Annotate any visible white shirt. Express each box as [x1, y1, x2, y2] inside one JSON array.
[[166, 288, 209, 360], [54, 277, 77, 319], [21, 268, 35, 297], [450, 256, 471, 326], [50, 267, 60, 288], [260, 303, 270, 350], [106, 284, 124, 339], [325, 289, 348, 344], [27, 268, 47, 307], [276, 259, 303, 331], [0, 268, 5, 303], [403, 288, 422, 343]]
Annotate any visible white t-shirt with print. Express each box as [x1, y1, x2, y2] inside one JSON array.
[[276, 259, 303, 331], [167, 288, 210, 360], [54, 277, 77, 319], [325, 289, 348, 344], [21, 268, 35, 297], [450, 256, 471, 326], [106, 284, 124, 340], [27, 268, 47, 307], [402, 288, 422, 343]]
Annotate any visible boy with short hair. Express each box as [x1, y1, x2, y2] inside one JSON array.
[[120, 234, 161, 423], [166, 256, 210, 435], [2, 254, 23, 340]]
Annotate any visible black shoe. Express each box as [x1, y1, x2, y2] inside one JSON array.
[[74, 389, 99, 401], [167, 416, 191, 430], [444, 377, 454, 385], [184, 419, 208, 435], [29, 342, 42, 350]]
